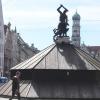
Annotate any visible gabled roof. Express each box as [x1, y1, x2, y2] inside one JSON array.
[[11, 43, 100, 70]]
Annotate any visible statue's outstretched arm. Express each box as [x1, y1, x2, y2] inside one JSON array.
[[62, 5, 68, 12], [57, 5, 62, 14]]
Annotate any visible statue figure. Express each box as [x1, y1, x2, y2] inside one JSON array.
[[53, 5, 69, 41], [57, 4, 68, 24]]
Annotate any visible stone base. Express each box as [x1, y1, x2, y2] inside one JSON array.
[[54, 36, 70, 44]]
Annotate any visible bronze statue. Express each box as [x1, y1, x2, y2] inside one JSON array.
[[53, 5, 69, 41], [57, 4, 68, 24]]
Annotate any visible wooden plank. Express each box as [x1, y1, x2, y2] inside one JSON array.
[[3, 83, 12, 95], [20, 81, 29, 94], [79, 83, 95, 98], [11, 44, 55, 70], [20, 82, 31, 97], [27, 44, 55, 69], [0, 81, 12, 95], [0, 83, 9, 93], [45, 47, 58, 69], [35, 58, 45, 69], [57, 46, 71, 69], [27, 81, 38, 98], [27, 81, 99, 98]]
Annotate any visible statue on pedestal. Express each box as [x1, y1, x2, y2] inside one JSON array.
[[53, 5, 69, 41]]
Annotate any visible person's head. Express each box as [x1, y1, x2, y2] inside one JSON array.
[[63, 9, 68, 14], [16, 71, 21, 77]]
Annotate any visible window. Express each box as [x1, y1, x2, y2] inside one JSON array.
[[74, 30, 77, 32]]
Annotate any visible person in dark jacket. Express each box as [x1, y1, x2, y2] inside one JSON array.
[[9, 71, 21, 100]]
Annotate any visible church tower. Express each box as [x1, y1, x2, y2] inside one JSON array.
[[72, 11, 81, 47], [0, 0, 4, 76]]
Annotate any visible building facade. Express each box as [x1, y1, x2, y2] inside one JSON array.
[[4, 23, 39, 77], [0, 0, 4, 77], [72, 11, 81, 47], [87, 46, 100, 61]]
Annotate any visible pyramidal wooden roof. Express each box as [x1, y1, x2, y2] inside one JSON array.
[[1, 43, 100, 99], [11, 43, 100, 70]]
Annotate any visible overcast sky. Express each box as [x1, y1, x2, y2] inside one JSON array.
[[1, 0, 100, 50]]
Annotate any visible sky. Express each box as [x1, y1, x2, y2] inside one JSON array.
[[1, 0, 100, 50]]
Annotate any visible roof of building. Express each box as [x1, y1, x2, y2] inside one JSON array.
[[72, 11, 80, 20], [10, 43, 100, 70], [1, 43, 100, 99]]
